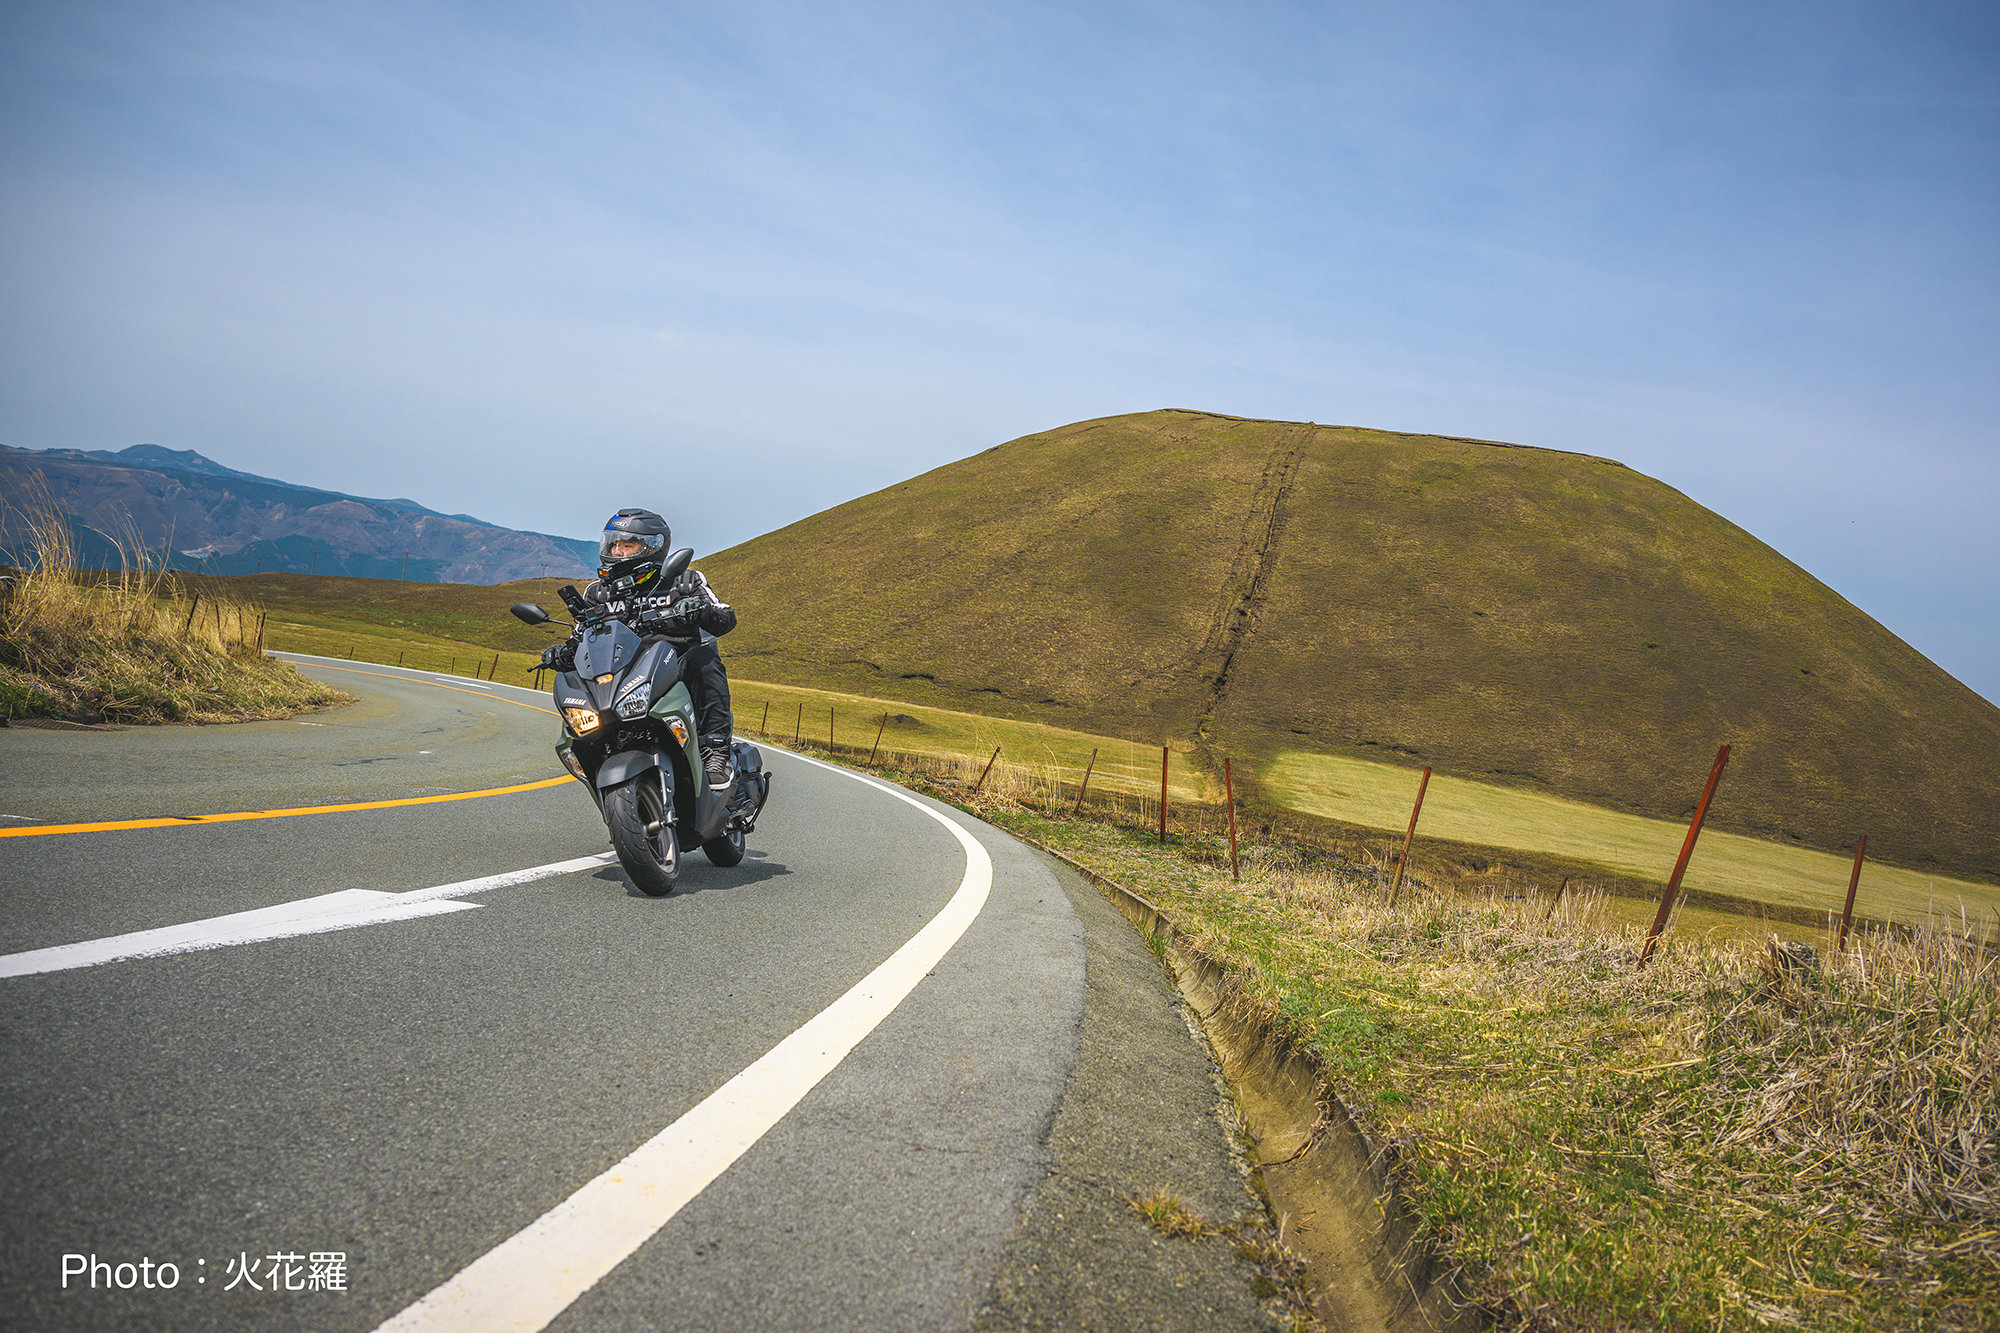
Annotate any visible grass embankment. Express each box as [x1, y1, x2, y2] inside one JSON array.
[[828, 745, 1999, 1332], [0, 512, 345, 724]]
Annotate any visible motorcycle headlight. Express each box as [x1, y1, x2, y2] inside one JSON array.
[[563, 705, 603, 734], [615, 680, 652, 720]]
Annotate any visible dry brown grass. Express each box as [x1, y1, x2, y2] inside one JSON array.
[[1695, 927, 2000, 1272], [1128, 1188, 1219, 1240], [0, 494, 346, 724]]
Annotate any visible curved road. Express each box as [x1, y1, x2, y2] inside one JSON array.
[[0, 657, 1091, 1331]]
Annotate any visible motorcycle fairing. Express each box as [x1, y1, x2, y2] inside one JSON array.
[[575, 619, 643, 710]]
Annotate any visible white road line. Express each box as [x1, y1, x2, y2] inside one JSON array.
[[375, 760, 993, 1333], [277, 651, 536, 697], [0, 853, 617, 978]]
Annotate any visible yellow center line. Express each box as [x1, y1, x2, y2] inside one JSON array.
[[2, 660, 570, 838], [0, 776, 575, 839]]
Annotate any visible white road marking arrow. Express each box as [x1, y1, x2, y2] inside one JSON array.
[[0, 853, 617, 978]]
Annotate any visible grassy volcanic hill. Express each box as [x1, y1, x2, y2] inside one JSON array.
[[705, 409, 2000, 881]]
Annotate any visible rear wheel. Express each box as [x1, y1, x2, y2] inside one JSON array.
[[604, 775, 679, 896], [702, 826, 746, 867]]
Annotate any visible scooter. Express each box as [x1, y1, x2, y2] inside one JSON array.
[[510, 547, 770, 895]]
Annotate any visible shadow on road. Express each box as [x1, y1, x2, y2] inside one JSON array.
[[592, 853, 794, 899]]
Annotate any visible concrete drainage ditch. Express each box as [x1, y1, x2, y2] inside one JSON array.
[[1044, 846, 1479, 1332]]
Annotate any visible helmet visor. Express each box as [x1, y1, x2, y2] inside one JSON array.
[[599, 530, 665, 564]]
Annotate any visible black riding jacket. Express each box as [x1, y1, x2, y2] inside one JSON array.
[[581, 568, 736, 648]]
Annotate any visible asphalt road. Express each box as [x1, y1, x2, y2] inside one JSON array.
[[0, 656, 1100, 1331]]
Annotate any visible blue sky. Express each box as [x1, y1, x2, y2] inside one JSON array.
[[3, 1, 1996, 701]]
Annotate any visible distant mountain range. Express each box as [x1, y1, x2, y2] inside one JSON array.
[[0, 443, 595, 584]]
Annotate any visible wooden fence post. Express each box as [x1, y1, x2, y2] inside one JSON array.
[[1837, 834, 1868, 954], [793, 702, 802, 744], [1640, 744, 1731, 966], [1070, 747, 1098, 817], [760, 700, 770, 736], [1224, 757, 1240, 881], [829, 706, 835, 750], [1387, 766, 1432, 908], [1543, 877, 1569, 924], [182, 594, 201, 636], [974, 745, 1001, 793], [1158, 745, 1169, 843], [869, 713, 888, 764]]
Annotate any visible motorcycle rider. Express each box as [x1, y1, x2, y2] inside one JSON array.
[[541, 507, 739, 788]]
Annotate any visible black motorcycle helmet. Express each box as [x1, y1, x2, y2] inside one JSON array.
[[597, 507, 670, 589]]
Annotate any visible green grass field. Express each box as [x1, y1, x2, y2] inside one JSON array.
[[726, 678, 1209, 802], [715, 682, 2000, 939], [1266, 749, 1999, 931]]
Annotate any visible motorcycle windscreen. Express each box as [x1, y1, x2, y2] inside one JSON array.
[[575, 619, 644, 710]]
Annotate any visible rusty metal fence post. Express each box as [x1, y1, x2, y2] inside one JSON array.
[[1071, 747, 1098, 817], [793, 702, 802, 744], [1224, 757, 1240, 881], [973, 745, 1001, 793], [1158, 745, 1169, 843], [869, 712, 888, 764], [1639, 744, 1731, 966], [1543, 877, 1569, 924], [1837, 834, 1868, 954], [1387, 767, 1432, 908], [759, 701, 770, 736]]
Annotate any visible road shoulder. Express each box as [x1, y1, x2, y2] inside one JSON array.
[[973, 849, 1287, 1332]]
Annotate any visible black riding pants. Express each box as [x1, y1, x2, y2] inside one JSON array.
[[679, 637, 734, 752]]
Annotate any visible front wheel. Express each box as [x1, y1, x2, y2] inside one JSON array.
[[604, 776, 679, 896], [702, 826, 746, 867]]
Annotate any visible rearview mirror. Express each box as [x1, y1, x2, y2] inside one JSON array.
[[664, 547, 693, 582], [510, 602, 550, 625]]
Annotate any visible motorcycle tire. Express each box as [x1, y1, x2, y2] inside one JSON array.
[[604, 775, 680, 896], [702, 826, 746, 867]]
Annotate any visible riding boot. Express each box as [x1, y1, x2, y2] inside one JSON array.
[[703, 744, 734, 790]]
